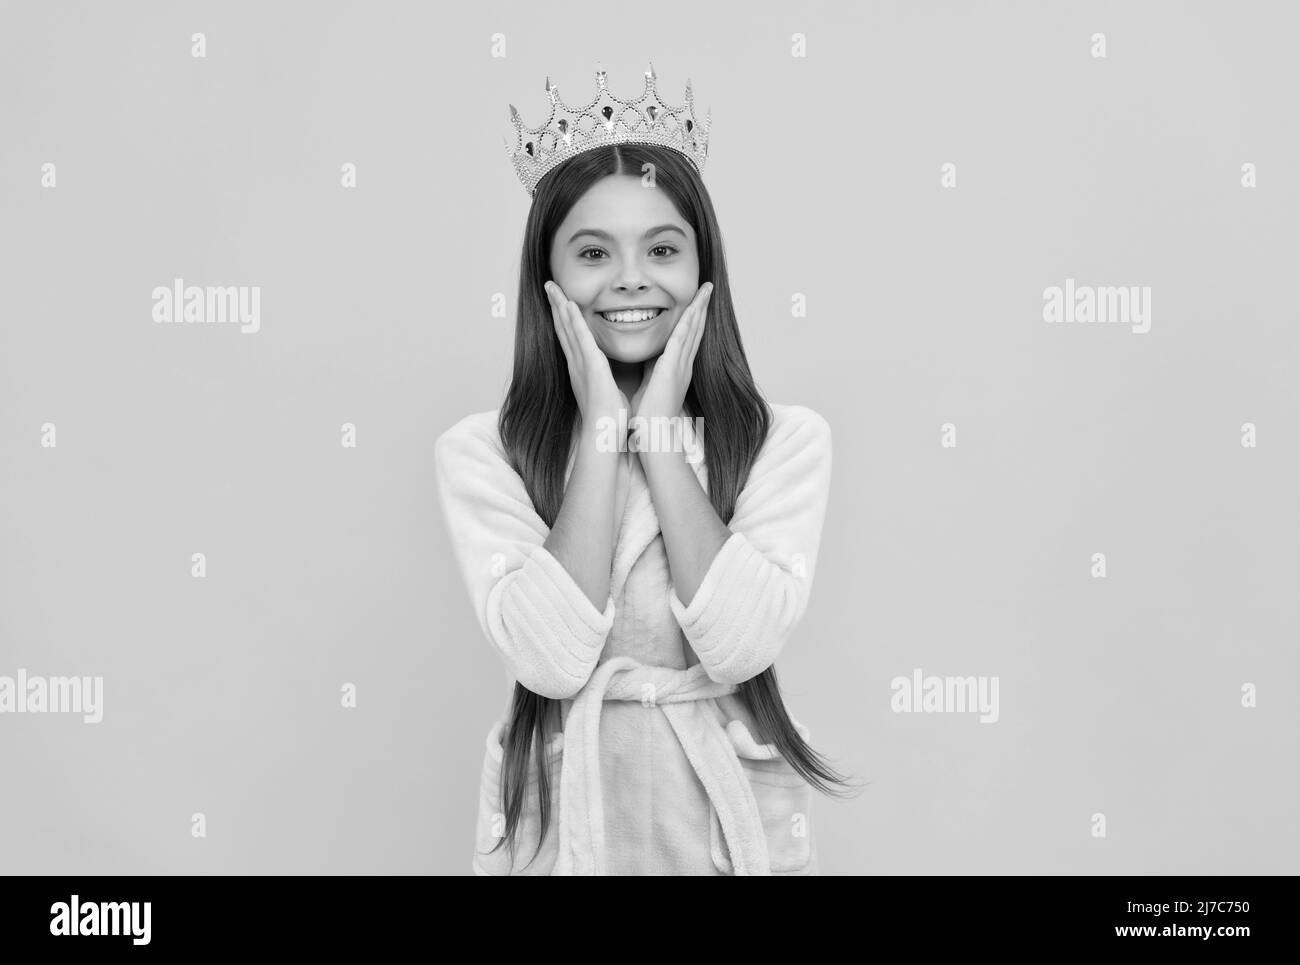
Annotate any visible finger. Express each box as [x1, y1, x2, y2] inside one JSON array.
[[568, 299, 603, 362], [686, 283, 712, 368], [690, 283, 712, 344], [666, 302, 693, 355], [671, 296, 702, 365], [566, 301, 615, 406], [670, 290, 703, 381], [546, 282, 576, 363]]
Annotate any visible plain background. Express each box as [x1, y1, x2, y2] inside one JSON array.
[[1, 1, 1296, 875]]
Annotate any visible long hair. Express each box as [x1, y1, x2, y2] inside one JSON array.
[[493, 143, 856, 869]]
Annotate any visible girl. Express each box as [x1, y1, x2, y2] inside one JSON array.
[[435, 83, 855, 874]]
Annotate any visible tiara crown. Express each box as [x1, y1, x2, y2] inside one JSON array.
[[504, 62, 711, 197]]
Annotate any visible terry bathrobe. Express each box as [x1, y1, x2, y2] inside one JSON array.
[[433, 402, 832, 875]]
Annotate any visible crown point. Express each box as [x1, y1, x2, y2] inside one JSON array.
[[505, 65, 710, 197]]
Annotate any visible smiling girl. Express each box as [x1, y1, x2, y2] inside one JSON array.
[[435, 68, 855, 875]]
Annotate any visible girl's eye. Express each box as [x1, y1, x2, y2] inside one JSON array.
[[577, 245, 680, 262]]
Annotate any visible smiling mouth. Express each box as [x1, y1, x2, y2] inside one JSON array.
[[597, 308, 666, 324]]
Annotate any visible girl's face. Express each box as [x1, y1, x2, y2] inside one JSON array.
[[548, 175, 700, 364]]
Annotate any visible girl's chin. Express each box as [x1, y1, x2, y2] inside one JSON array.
[[597, 331, 665, 360], [601, 346, 662, 365]]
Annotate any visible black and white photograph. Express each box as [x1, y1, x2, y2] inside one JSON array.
[[0, 0, 1294, 941]]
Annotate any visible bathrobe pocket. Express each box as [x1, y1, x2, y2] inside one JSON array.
[[708, 718, 815, 875], [473, 719, 565, 876]]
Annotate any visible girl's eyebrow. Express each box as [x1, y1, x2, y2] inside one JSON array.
[[568, 224, 686, 245]]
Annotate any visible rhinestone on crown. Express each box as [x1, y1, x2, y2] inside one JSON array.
[[504, 62, 712, 197]]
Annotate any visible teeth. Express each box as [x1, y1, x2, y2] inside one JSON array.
[[600, 308, 663, 323]]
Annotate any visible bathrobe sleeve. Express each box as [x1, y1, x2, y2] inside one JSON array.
[[668, 405, 832, 685], [434, 413, 616, 699]]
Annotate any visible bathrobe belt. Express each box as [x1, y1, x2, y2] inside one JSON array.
[[553, 655, 773, 876]]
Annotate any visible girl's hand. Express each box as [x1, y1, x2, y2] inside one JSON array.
[[545, 280, 623, 427], [631, 281, 712, 425]]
